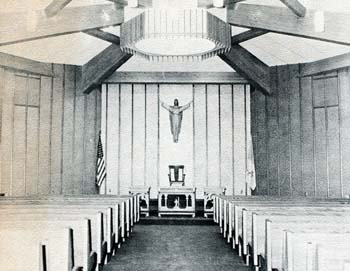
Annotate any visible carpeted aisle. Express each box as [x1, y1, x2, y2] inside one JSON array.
[[104, 223, 251, 271]]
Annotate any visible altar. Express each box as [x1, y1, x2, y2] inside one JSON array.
[[158, 165, 196, 217], [158, 187, 196, 217]]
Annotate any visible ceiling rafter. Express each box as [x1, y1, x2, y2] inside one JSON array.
[[231, 29, 268, 45], [227, 3, 350, 46], [45, 0, 73, 17], [83, 29, 120, 45], [78, 44, 132, 94], [0, 4, 124, 46], [279, 0, 306, 17], [220, 44, 273, 95]]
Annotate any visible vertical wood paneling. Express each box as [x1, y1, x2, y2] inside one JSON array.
[[193, 84, 206, 196], [233, 85, 246, 195], [253, 64, 347, 198], [300, 76, 315, 196], [26, 107, 39, 195], [1, 71, 15, 195], [38, 76, 52, 194], [254, 90, 268, 195], [328, 106, 341, 197], [314, 108, 328, 197], [145, 84, 158, 198], [51, 64, 64, 194], [74, 92, 85, 194], [62, 65, 75, 194], [0, 63, 99, 196], [84, 89, 98, 194], [207, 84, 220, 186], [339, 69, 350, 197], [289, 65, 303, 196], [133, 84, 146, 187], [106, 84, 119, 194], [278, 65, 291, 196], [12, 107, 26, 196], [220, 85, 233, 194], [266, 67, 279, 195], [119, 84, 132, 194]]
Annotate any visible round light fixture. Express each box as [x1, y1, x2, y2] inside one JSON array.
[[121, 9, 231, 61]]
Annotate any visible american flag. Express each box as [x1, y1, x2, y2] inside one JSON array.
[[96, 131, 106, 187]]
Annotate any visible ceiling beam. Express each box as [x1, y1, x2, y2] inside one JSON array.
[[300, 52, 350, 77], [220, 45, 272, 95], [78, 44, 132, 94], [0, 4, 124, 46], [279, 0, 306, 17], [227, 3, 350, 46], [45, 0, 73, 17], [105, 71, 247, 84], [83, 29, 120, 45], [231, 29, 268, 44], [0, 52, 53, 77]]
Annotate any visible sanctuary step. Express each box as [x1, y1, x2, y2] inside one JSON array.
[[139, 216, 215, 225]]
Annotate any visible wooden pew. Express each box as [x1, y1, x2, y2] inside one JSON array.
[[212, 195, 350, 271], [241, 206, 350, 254], [0, 208, 107, 268], [0, 227, 76, 271], [283, 231, 350, 271], [228, 201, 350, 246], [0, 217, 96, 271], [260, 216, 350, 271], [0, 195, 135, 242], [214, 195, 350, 236], [0, 197, 125, 248]]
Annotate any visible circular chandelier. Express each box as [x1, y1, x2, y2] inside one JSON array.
[[120, 9, 231, 61]]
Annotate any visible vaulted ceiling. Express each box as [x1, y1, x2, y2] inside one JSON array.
[[0, 0, 349, 72]]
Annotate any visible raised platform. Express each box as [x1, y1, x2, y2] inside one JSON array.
[[139, 216, 215, 226]]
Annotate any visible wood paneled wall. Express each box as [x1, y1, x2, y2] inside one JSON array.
[[101, 82, 252, 198], [252, 64, 350, 197], [0, 64, 101, 196]]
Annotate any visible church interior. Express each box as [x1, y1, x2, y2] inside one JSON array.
[[1, 0, 350, 270]]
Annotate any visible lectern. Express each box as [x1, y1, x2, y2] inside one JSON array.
[[158, 165, 196, 217]]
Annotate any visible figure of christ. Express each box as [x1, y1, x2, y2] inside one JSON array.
[[161, 99, 193, 143]]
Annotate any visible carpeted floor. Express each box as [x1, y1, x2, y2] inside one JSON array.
[[104, 223, 251, 271]]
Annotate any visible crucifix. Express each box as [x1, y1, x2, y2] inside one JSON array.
[[161, 99, 192, 143]]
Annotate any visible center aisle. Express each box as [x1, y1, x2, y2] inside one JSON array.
[[104, 220, 251, 271]]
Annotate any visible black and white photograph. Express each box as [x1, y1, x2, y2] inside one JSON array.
[[0, 0, 350, 270]]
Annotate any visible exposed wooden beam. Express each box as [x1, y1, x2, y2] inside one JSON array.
[[300, 52, 350, 77], [279, 0, 306, 17], [79, 44, 132, 94], [83, 29, 120, 44], [105, 72, 247, 84], [227, 3, 350, 45], [231, 29, 268, 44], [219, 45, 272, 95], [0, 4, 124, 46], [0, 52, 53, 77], [45, 0, 72, 17]]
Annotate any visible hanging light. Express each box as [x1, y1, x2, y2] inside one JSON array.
[[120, 8, 231, 62]]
